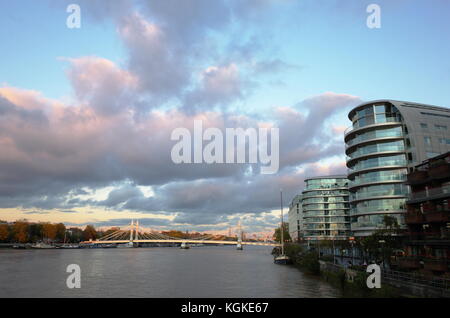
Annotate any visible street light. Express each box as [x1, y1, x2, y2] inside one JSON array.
[[349, 236, 355, 266], [379, 240, 386, 269], [332, 237, 336, 265]]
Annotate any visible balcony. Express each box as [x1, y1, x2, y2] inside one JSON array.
[[397, 257, 421, 269], [406, 232, 425, 240], [405, 212, 425, 224], [407, 170, 429, 185], [424, 230, 450, 240], [429, 162, 450, 180], [344, 114, 402, 137], [424, 258, 449, 272], [407, 186, 450, 204], [425, 211, 449, 223]]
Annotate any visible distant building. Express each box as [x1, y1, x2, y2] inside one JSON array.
[[288, 195, 303, 242], [400, 152, 450, 275], [345, 100, 450, 237], [301, 176, 350, 241]]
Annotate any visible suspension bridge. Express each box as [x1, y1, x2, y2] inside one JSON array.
[[80, 220, 280, 248]]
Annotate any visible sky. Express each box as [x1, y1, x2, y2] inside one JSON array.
[[0, 0, 450, 235]]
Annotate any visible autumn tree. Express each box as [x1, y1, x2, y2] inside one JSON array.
[[0, 223, 10, 242], [83, 225, 97, 241], [42, 223, 57, 242], [13, 221, 29, 243], [102, 227, 120, 237], [162, 230, 186, 239]]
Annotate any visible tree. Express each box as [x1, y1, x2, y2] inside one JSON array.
[[55, 223, 66, 241], [273, 222, 291, 243], [13, 221, 29, 243], [0, 224, 9, 242], [28, 223, 43, 242], [42, 223, 57, 242], [67, 227, 83, 243], [358, 215, 403, 266], [83, 225, 97, 241], [102, 227, 120, 237], [162, 230, 186, 239]]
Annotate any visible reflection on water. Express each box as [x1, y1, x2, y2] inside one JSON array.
[[0, 246, 341, 298]]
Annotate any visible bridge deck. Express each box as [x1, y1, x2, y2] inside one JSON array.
[[80, 239, 279, 247]]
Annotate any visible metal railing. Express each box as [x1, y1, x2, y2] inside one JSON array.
[[409, 186, 450, 200], [381, 268, 450, 291]]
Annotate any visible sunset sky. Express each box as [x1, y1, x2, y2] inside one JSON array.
[[1, 0, 450, 235]]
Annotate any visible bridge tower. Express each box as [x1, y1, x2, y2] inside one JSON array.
[[135, 220, 139, 240], [236, 219, 243, 250], [128, 219, 137, 247], [130, 219, 134, 241]]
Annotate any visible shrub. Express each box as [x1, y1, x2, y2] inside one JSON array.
[[298, 251, 320, 275]]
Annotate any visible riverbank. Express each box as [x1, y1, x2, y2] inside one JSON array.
[[277, 244, 404, 298]]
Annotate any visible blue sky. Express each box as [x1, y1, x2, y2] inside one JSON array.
[[0, 0, 449, 233], [2, 1, 450, 106]]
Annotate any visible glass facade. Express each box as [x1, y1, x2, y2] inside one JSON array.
[[345, 102, 408, 236], [301, 176, 350, 240]]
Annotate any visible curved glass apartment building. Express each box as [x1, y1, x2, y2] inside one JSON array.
[[301, 176, 350, 241], [345, 100, 450, 236]]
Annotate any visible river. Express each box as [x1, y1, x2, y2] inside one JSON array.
[[0, 245, 341, 297]]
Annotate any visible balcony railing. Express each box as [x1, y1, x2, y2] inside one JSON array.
[[425, 230, 450, 240], [406, 170, 429, 185], [397, 257, 421, 269], [344, 115, 402, 136], [429, 162, 450, 179], [405, 212, 425, 224], [409, 186, 450, 201], [346, 131, 404, 149], [424, 258, 449, 272], [424, 211, 449, 223]]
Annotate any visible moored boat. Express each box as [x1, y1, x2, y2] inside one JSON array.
[[180, 242, 190, 249], [274, 190, 291, 265], [12, 244, 27, 249], [32, 242, 56, 249], [60, 244, 80, 249], [274, 255, 292, 265]]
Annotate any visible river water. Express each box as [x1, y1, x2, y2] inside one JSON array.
[[0, 246, 341, 298]]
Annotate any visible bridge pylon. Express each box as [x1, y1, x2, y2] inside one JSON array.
[[237, 219, 243, 250]]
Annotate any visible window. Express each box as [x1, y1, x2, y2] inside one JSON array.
[[424, 136, 432, 146], [374, 104, 385, 113], [435, 124, 447, 131], [439, 138, 450, 145], [420, 123, 428, 129], [426, 152, 440, 158], [421, 112, 450, 119]]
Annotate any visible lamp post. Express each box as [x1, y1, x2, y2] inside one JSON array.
[[349, 236, 355, 266], [332, 237, 336, 265], [379, 240, 386, 270]]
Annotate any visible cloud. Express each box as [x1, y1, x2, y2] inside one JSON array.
[[64, 57, 138, 115], [0, 85, 356, 224], [1, 1, 361, 233], [183, 64, 247, 112]]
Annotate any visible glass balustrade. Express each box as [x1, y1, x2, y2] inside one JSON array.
[[347, 140, 405, 160], [346, 126, 403, 147], [348, 154, 407, 172]]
